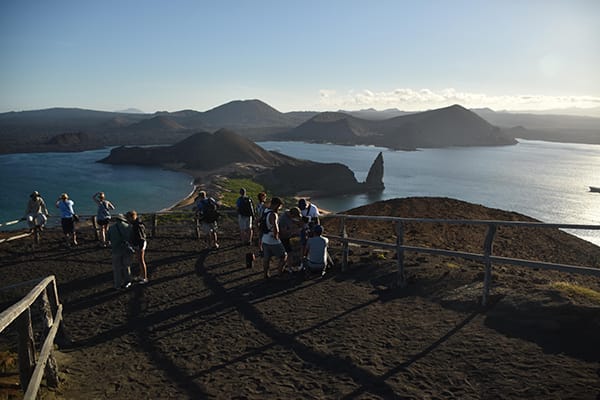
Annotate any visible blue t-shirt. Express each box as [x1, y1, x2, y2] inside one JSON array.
[[58, 199, 75, 218]]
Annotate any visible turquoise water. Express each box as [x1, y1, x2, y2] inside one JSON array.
[[2, 140, 599, 246], [258, 140, 600, 246], [0, 148, 193, 226]]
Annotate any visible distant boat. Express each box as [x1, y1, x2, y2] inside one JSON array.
[[590, 186, 600, 193]]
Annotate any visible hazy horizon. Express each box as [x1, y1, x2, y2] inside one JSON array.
[[1, 1, 599, 114]]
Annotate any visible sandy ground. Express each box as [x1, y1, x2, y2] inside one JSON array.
[[1, 198, 599, 399]]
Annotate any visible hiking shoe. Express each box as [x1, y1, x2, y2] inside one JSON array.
[[139, 278, 148, 285], [124, 282, 132, 289]]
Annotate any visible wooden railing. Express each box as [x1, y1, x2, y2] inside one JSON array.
[[0, 210, 240, 243], [326, 215, 600, 306], [0, 276, 63, 399]]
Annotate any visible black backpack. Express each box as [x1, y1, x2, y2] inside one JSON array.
[[258, 210, 273, 235], [201, 199, 219, 223], [239, 196, 254, 217]]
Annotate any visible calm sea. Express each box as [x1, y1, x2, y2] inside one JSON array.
[[1, 140, 599, 246], [258, 140, 600, 246], [0, 148, 193, 227]]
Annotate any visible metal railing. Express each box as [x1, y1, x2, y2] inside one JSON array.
[[326, 214, 600, 305], [0, 276, 63, 399]]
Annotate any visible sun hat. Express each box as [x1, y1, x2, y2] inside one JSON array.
[[114, 213, 128, 222]]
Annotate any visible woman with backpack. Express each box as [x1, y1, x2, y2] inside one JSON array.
[[127, 210, 148, 284]]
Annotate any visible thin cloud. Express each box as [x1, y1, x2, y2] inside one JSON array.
[[318, 88, 600, 111]]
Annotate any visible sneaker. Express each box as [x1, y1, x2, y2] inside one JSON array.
[[139, 278, 148, 284], [124, 282, 132, 289], [213, 243, 220, 249]]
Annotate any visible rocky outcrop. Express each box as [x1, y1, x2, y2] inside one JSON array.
[[99, 128, 384, 197], [364, 151, 384, 191]]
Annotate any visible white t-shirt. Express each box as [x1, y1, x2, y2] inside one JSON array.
[[306, 235, 329, 265], [301, 203, 319, 222], [261, 210, 282, 245]]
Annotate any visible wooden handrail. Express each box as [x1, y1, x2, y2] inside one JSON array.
[[0, 275, 62, 397], [325, 215, 600, 305]]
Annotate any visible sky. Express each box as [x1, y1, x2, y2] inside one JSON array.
[[1, 0, 599, 114]]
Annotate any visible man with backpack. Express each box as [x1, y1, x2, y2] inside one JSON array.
[[259, 197, 288, 279], [194, 190, 220, 249], [236, 188, 255, 245]]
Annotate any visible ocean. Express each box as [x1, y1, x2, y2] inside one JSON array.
[[0, 148, 193, 226], [1, 140, 599, 246], [258, 139, 600, 246]]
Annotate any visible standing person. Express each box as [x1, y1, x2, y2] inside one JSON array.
[[24, 191, 49, 231], [56, 193, 78, 246], [127, 210, 148, 284], [303, 224, 331, 276], [298, 198, 320, 224], [107, 214, 134, 290], [255, 191, 267, 254], [236, 188, 255, 245], [194, 190, 220, 249], [261, 197, 288, 279], [92, 191, 115, 247]]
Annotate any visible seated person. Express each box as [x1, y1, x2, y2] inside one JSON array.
[[303, 224, 332, 276]]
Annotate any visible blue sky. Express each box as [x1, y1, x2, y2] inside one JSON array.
[[1, 0, 599, 113]]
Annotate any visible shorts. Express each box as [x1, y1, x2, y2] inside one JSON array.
[[263, 242, 286, 260], [305, 259, 326, 272], [135, 240, 147, 251], [61, 217, 74, 234], [238, 215, 252, 230], [201, 221, 217, 234], [97, 218, 110, 226]]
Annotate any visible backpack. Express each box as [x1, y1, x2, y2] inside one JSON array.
[[201, 199, 219, 223], [130, 219, 146, 245], [258, 210, 273, 235], [239, 196, 254, 217]]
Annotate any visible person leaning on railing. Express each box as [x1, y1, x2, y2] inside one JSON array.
[[24, 191, 49, 231]]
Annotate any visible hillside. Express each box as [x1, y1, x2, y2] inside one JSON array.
[[2, 100, 599, 154], [0, 197, 598, 399], [276, 105, 517, 149], [99, 129, 385, 196]]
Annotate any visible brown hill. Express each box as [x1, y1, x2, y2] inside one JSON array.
[[277, 105, 517, 149], [99, 129, 385, 196]]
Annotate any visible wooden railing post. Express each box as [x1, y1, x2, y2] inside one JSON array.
[[17, 307, 36, 392], [40, 289, 59, 388], [482, 223, 497, 306], [152, 213, 158, 237], [395, 222, 406, 288], [341, 217, 349, 272]]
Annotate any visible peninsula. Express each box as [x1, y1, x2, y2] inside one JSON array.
[[99, 129, 385, 197]]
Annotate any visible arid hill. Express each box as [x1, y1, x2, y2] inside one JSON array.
[[276, 104, 517, 150], [99, 129, 385, 196]]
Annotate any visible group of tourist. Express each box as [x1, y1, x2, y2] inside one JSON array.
[[23, 187, 333, 290], [23, 191, 149, 290], [193, 188, 332, 280]]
